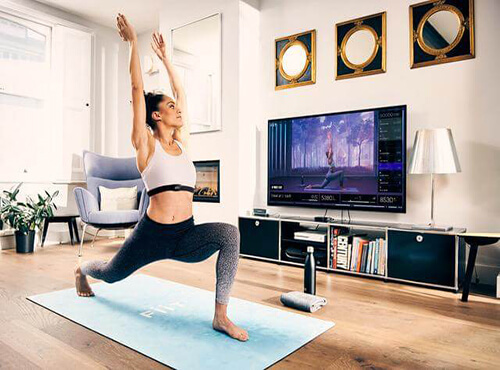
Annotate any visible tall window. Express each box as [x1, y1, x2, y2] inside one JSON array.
[[0, 11, 52, 181], [0, 11, 92, 182]]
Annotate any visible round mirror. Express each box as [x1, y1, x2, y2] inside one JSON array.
[[345, 29, 376, 66], [281, 42, 308, 78], [423, 10, 461, 49], [417, 6, 465, 56]]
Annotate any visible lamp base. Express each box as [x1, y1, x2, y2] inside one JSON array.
[[411, 223, 453, 232]]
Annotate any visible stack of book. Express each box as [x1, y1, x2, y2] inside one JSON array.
[[330, 230, 386, 276]]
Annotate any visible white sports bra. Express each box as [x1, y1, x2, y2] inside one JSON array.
[[141, 139, 196, 196]]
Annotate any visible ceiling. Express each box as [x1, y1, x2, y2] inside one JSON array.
[[34, 0, 165, 33]]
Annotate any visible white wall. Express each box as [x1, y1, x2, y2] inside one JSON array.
[[255, 0, 500, 283], [137, 29, 161, 94], [238, 1, 260, 216], [158, 0, 241, 226]]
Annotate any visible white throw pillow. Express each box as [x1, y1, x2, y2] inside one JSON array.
[[99, 186, 138, 211]]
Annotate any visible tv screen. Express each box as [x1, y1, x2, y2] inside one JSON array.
[[268, 105, 406, 213]]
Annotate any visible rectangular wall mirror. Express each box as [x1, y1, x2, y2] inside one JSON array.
[[171, 13, 221, 134]]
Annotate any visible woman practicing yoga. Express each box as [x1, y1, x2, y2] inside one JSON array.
[[74, 13, 248, 342], [305, 131, 344, 190]]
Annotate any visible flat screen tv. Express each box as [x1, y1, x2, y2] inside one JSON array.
[[268, 105, 406, 213]]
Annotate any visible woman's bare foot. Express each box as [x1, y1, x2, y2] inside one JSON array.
[[212, 315, 249, 342], [74, 265, 94, 297]]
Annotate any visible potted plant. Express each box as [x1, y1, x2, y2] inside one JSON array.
[[0, 183, 59, 253]]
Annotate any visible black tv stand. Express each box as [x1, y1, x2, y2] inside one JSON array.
[[238, 214, 467, 292]]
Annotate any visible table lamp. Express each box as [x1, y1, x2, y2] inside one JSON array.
[[408, 128, 461, 231]]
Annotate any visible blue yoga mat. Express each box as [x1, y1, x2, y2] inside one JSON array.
[[28, 274, 334, 369]]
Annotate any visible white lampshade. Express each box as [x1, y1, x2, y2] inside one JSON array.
[[409, 128, 461, 174]]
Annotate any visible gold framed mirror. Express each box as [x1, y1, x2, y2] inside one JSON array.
[[279, 40, 309, 81], [410, 0, 475, 68], [336, 12, 386, 80], [341, 25, 379, 70], [275, 30, 316, 90]]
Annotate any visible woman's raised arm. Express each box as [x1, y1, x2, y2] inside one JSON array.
[[117, 14, 149, 151], [151, 31, 190, 150]]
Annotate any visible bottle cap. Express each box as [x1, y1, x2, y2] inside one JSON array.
[[307, 246, 314, 253]]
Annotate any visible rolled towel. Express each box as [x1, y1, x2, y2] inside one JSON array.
[[280, 291, 328, 313]]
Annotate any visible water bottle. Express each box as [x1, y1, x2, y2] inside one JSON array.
[[304, 246, 316, 295]]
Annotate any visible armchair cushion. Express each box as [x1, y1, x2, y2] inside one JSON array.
[[99, 185, 138, 211], [87, 210, 140, 225], [73, 187, 99, 224], [87, 178, 144, 206]]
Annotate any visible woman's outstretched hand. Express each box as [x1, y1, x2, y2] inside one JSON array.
[[116, 13, 137, 43], [151, 31, 167, 61]]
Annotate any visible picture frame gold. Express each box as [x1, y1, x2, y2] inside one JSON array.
[[409, 0, 475, 69], [335, 12, 387, 80], [275, 29, 316, 90]]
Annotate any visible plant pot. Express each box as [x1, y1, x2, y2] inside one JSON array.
[[15, 230, 36, 253]]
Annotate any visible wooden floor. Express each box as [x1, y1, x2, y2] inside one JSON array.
[[1, 238, 499, 369]]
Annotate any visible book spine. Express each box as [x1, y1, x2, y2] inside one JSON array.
[[364, 241, 370, 273], [330, 234, 335, 269], [347, 243, 352, 271], [333, 235, 339, 269], [338, 236, 349, 270], [377, 238, 381, 275], [357, 240, 363, 272], [380, 239, 385, 276], [360, 241, 367, 273], [368, 241, 373, 274], [351, 238, 356, 271], [366, 242, 371, 274], [372, 241, 376, 274]]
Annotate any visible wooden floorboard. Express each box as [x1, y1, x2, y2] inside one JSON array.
[[1, 238, 499, 369]]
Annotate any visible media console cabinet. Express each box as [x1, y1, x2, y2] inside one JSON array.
[[239, 215, 467, 292]]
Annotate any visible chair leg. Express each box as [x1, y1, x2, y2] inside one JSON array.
[[91, 228, 101, 248], [78, 224, 88, 258]]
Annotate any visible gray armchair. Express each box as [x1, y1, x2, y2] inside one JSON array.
[[74, 150, 149, 257]]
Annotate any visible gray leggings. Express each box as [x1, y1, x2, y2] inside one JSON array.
[[80, 213, 240, 305]]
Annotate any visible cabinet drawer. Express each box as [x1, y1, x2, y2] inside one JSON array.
[[388, 230, 456, 287], [238, 217, 279, 260]]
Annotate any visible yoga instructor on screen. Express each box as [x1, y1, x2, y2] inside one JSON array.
[[305, 131, 345, 190], [74, 13, 248, 342]]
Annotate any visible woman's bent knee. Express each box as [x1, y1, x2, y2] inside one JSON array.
[[218, 223, 240, 250]]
